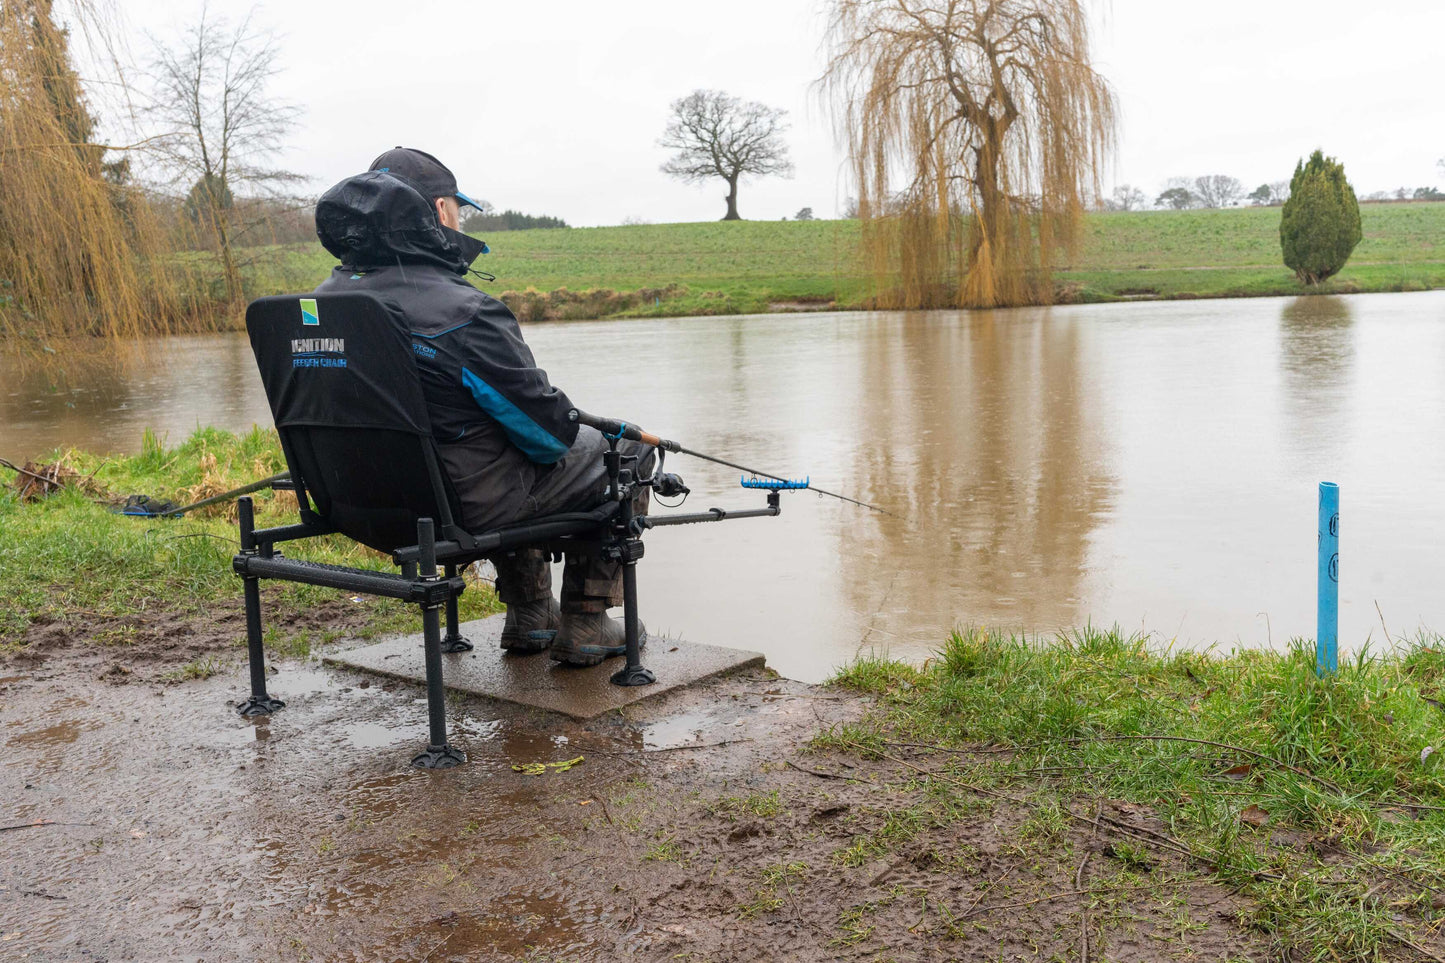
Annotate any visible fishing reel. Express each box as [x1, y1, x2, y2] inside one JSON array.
[[652, 471, 690, 499]]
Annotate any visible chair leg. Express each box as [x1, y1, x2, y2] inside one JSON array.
[[235, 497, 284, 716], [610, 552, 655, 687], [237, 576, 285, 716], [411, 518, 465, 769], [440, 563, 474, 653]]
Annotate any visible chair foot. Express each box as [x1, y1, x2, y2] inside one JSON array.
[[610, 664, 656, 687], [237, 696, 286, 717], [440, 633, 474, 654], [411, 744, 467, 769]]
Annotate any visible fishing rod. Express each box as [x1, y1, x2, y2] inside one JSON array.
[[119, 472, 292, 518], [568, 409, 891, 516]]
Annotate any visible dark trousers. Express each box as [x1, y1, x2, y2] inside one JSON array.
[[488, 427, 654, 613]]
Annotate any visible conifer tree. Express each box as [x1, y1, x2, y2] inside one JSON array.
[[1280, 150, 1362, 285]]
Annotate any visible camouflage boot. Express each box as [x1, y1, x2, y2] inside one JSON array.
[[552, 549, 645, 666], [500, 596, 561, 654], [491, 548, 558, 655], [550, 611, 647, 667]]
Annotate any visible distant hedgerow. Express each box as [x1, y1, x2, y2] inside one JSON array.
[[1280, 150, 1362, 284]]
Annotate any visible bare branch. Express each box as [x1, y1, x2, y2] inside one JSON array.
[[141, 4, 303, 301]]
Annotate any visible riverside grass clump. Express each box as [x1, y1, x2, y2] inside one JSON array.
[[497, 282, 689, 322], [823, 627, 1445, 960], [0, 426, 500, 651]]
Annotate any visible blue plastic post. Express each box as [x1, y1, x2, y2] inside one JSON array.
[[1317, 482, 1339, 676]]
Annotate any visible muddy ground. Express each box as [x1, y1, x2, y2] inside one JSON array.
[[4, 606, 1280, 962]]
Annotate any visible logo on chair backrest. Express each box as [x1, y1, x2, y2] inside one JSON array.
[[300, 298, 320, 326]]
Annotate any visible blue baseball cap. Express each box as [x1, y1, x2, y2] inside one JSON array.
[[368, 146, 485, 212]]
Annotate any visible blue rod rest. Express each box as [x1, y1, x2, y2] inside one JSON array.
[[1317, 482, 1339, 677], [740, 474, 810, 490]]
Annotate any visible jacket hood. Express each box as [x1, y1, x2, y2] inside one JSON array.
[[315, 170, 487, 274]]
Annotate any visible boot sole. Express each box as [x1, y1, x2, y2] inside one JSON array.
[[499, 628, 558, 655], [550, 632, 648, 667]]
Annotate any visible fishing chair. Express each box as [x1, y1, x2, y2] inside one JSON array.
[[233, 292, 676, 769]]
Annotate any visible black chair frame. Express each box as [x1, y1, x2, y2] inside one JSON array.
[[233, 293, 782, 769]]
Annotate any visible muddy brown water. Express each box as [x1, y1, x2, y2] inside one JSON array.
[[5, 292, 1445, 679]]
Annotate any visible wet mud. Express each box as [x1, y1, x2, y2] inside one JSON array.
[[3, 616, 1270, 961]]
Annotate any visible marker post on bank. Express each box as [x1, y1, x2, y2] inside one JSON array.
[[1317, 482, 1340, 677]]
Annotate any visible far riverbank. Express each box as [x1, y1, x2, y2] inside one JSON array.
[[236, 201, 1445, 323]]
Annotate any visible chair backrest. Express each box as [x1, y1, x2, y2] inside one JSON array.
[[245, 292, 464, 553]]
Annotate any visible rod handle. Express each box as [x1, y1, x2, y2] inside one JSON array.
[[568, 408, 665, 448]]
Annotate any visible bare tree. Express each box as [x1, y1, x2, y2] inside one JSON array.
[[1155, 177, 1197, 210], [1192, 175, 1244, 209], [146, 6, 301, 302], [458, 198, 496, 233], [1110, 184, 1146, 211], [1267, 180, 1290, 205], [659, 89, 793, 221], [822, 0, 1117, 308]]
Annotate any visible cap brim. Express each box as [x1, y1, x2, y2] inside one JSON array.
[[455, 191, 486, 212]]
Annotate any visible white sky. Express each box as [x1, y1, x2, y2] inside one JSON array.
[[91, 0, 1445, 226]]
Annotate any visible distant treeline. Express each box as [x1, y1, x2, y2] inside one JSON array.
[[461, 210, 570, 233]]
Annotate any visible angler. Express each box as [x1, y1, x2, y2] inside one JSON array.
[[311, 146, 662, 667]]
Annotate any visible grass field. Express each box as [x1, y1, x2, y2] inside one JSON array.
[[827, 625, 1445, 960], [259, 201, 1445, 319]]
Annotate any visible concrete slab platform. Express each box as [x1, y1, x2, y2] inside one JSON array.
[[324, 615, 766, 720]]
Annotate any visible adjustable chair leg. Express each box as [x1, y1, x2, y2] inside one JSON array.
[[235, 498, 284, 716], [237, 576, 285, 716], [411, 519, 465, 769], [610, 556, 656, 687], [440, 563, 474, 653]]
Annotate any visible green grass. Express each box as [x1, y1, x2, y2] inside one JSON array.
[[0, 426, 501, 652], [162, 655, 223, 682], [738, 860, 810, 919], [249, 202, 1445, 319], [822, 626, 1445, 961]]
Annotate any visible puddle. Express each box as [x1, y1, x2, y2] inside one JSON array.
[[7, 719, 85, 748], [345, 722, 409, 750], [398, 886, 613, 958], [265, 665, 341, 698], [642, 708, 712, 750]]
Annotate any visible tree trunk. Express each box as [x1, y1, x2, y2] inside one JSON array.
[[722, 174, 741, 221], [212, 202, 241, 304]]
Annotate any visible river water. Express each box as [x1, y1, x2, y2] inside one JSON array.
[[4, 292, 1444, 681]]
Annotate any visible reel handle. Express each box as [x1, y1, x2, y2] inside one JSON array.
[[568, 408, 670, 449]]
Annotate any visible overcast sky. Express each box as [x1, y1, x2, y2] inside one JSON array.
[[93, 0, 1445, 227]]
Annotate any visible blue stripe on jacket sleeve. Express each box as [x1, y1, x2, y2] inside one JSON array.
[[461, 367, 570, 464]]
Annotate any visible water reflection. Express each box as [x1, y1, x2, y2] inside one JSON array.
[[1279, 296, 1356, 466], [842, 310, 1114, 648], [0, 334, 271, 459]]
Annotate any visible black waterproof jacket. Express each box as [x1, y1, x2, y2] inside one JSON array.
[[313, 170, 578, 529]]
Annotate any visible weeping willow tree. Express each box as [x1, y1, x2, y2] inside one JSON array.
[[823, 0, 1117, 308], [0, 0, 190, 343]]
